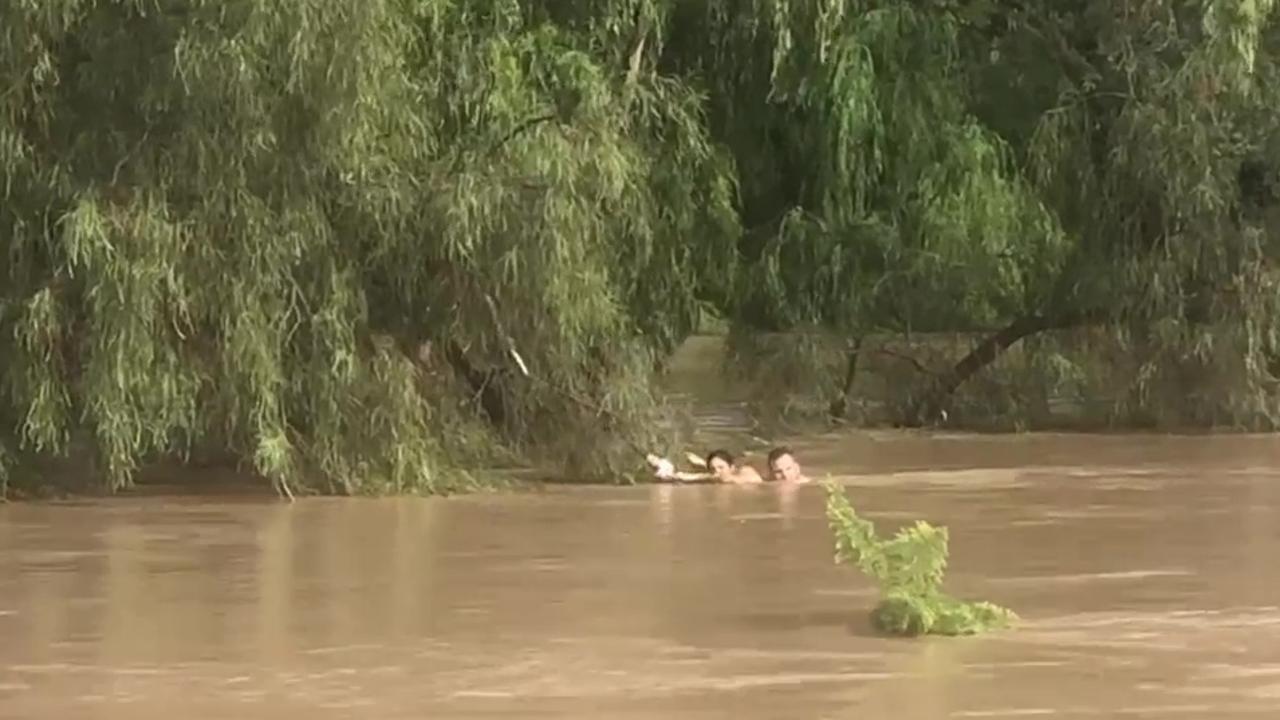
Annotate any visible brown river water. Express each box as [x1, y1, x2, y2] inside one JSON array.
[[3, 430, 1280, 718]]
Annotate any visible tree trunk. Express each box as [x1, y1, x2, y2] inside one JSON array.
[[828, 337, 863, 419], [445, 342, 508, 427], [902, 308, 1107, 427]]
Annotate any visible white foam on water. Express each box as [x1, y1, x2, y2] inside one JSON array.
[[0, 682, 32, 692], [951, 709, 1057, 717], [108, 667, 169, 676], [8, 663, 95, 674], [718, 647, 886, 663], [811, 587, 878, 598], [962, 705, 1216, 717], [838, 468, 1032, 489], [691, 671, 897, 691], [988, 569, 1194, 586], [302, 644, 386, 656], [1197, 663, 1280, 679], [962, 661, 1069, 670], [729, 512, 786, 521], [1112, 706, 1216, 715], [316, 698, 377, 708], [1037, 509, 1164, 520], [1248, 684, 1280, 698]]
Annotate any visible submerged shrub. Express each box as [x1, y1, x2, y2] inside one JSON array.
[[822, 478, 1016, 636]]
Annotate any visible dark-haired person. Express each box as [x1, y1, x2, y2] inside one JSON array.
[[645, 449, 762, 484], [705, 449, 763, 484], [766, 446, 810, 484]]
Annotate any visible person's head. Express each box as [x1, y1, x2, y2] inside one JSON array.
[[706, 449, 736, 479], [767, 446, 802, 482]]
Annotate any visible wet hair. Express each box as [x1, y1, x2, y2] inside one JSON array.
[[766, 446, 795, 467], [705, 449, 735, 467]]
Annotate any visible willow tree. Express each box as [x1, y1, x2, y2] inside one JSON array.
[[658, 1, 1069, 417], [671, 0, 1280, 428], [945, 0, 1280, 427], [0, 0, 738, 496]]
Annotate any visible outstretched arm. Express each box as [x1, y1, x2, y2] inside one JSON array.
[[646, 453, 715, 482], [670, 470, 715, 482]]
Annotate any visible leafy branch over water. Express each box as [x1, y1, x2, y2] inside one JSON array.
[[822, 479, 1016, 637]]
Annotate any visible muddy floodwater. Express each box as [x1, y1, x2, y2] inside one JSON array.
[[3, 431, 1280, 718]]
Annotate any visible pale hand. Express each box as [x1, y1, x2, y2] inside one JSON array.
[[646, 453, 676, 480]]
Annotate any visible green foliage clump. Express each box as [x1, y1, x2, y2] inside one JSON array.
[[0, 0, 739, 496], [822, 478, 1016, 637], [710, 0, 1280, 430]]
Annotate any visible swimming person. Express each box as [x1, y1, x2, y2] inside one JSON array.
[[645, 449, 763, 484], [706, 449, 764, 484], [766, 446, 810, 484]]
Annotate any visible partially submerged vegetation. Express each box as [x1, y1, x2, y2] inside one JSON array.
[[823, 479, 1017, 637], [2, 1, 1280, 497]]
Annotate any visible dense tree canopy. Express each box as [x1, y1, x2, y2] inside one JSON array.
[[0, 0, 738, 495], [699, 0, 1280, 427], [2, 0, 1279, 496]]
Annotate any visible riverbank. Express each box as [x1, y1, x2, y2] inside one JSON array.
[[7, 423, 1274, 504], [669, 329, 1279, 434], [4, 330, 1274, 502]]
